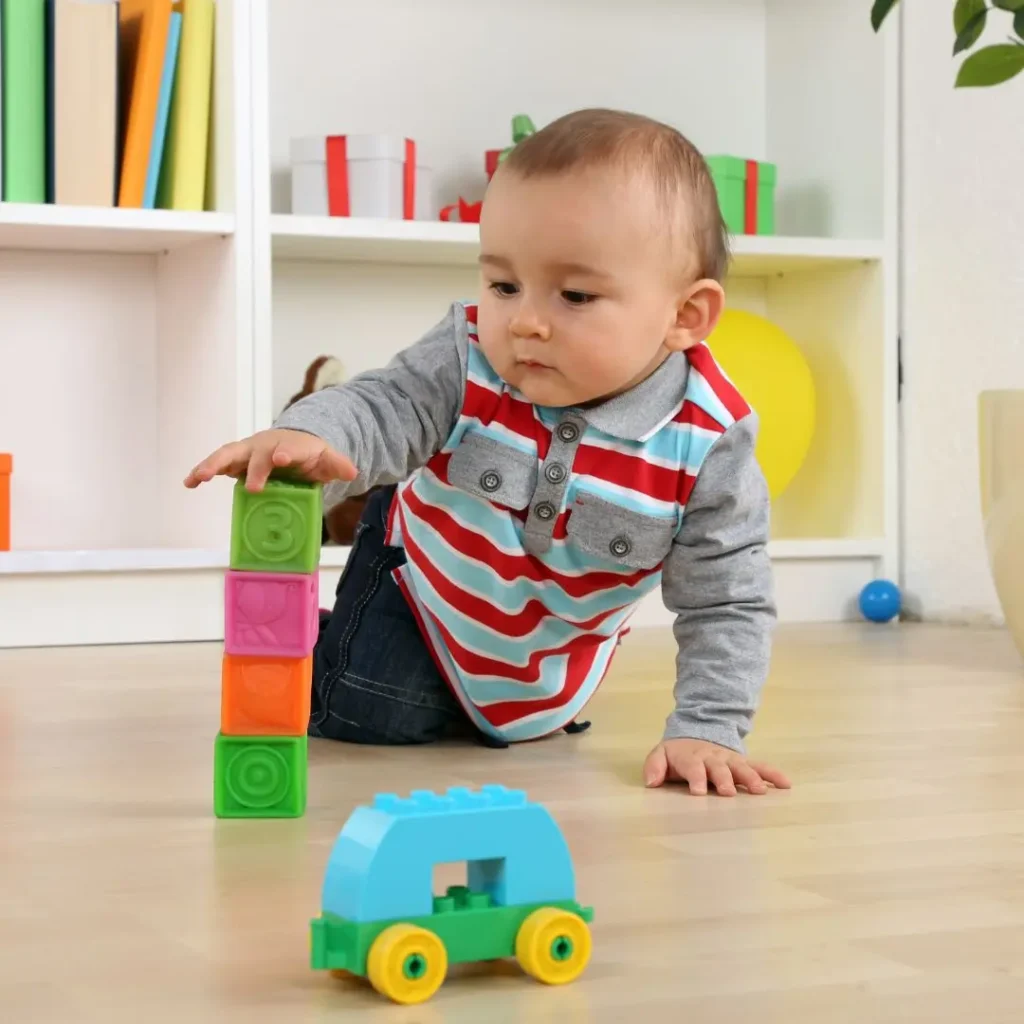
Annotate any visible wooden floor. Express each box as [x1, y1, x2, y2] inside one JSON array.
[[3, 623, 1024, 1022]]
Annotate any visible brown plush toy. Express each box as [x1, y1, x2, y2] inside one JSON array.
[[282, 356, 377, 546]]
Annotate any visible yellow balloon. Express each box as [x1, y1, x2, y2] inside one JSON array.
[[706, 309, 815, 500]]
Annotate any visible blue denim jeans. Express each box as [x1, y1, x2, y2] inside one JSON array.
[[309, 484, 591, 747]]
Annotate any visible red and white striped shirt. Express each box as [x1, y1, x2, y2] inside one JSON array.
[[384, 303, 759, 743]]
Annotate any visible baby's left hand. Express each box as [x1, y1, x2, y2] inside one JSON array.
[[643, 738, 791, 796]]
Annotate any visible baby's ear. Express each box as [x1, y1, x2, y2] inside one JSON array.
[[665, 279, 725, 352]]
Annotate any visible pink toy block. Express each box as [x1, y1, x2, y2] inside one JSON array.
[[224, 570, 319, 658]]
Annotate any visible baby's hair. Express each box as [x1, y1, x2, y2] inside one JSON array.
[[499, 108, 729, 283]]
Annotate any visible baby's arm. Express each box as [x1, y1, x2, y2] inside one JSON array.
[[186, 303, 468, 495], [645, 412, 790, 795], [273, 303, 467, 504]]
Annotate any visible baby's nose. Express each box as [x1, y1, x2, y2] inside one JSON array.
[[510, 309, 551, 341]]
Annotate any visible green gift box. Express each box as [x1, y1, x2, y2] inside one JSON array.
[[706, 155, 776, 236]]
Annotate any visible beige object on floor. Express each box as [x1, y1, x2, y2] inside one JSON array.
[[4, 624, 1024, 1022], [979, 390, 1024, 658]]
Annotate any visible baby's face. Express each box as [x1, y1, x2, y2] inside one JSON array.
[[477, 166, 693, 409]]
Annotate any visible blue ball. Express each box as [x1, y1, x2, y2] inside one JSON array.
[[859, 579, 901, 623]]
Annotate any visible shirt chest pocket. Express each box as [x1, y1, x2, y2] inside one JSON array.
[[447, 432, 537, 509], [567, 491, 677, 571]]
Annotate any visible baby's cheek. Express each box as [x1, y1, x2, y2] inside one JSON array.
[[591, 341, 635, 379], [477, 332, 506, 369]]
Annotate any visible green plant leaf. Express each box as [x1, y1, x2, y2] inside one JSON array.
[[955, 0, 987, 32], [991, 0, 1024, 11], [953, 6, 988, 54], [871, 0, 900, 31], [955, 42, 1024, 84], [1015, 9, 1024, 34]]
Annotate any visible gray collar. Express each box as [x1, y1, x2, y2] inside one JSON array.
[[573, 351, 689, 442]]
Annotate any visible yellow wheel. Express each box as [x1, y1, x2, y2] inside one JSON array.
[[515, 907, 592, 985], [366, 924, 447, 1005]]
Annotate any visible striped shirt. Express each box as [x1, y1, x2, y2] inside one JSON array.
[[277, 301, 775, 750]]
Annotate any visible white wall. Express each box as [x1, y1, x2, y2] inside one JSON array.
[[267, 0, 767, 214], [0, 253, 160, 550], [900, 1, 1024, 623], [766, 0, 886, 239]]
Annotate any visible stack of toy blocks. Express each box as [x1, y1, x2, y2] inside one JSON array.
[[214, 475, 323, 818]]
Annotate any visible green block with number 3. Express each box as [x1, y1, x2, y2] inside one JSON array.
[[230, 477, 323, 573]]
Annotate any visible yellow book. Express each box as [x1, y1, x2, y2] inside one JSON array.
[[158, 0, 214, 211]]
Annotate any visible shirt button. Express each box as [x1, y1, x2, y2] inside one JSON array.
[[479, 470, 502, 493], [557, 422, 580, 444], [534, 501, 557, 522], [609, 535, 632, 557], [544, 462, 567, 485]]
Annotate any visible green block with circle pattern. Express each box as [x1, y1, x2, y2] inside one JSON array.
[[214, 733, 307, 818], [229, 477, 323, 574]]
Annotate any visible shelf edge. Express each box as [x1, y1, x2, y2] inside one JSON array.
[[0, 540, 881, 575]]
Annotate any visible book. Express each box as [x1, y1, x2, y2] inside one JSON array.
[[45, 0, 52, 202], [158, 0, 213, 211], [53, 0, 119, 206], [142, 8, 180, 208], [117, 0, 172, 207], [0, 1, 4, 197], [2, 0, 47, 203]]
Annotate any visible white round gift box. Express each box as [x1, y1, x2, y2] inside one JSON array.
[[290, 134, 436, 220]]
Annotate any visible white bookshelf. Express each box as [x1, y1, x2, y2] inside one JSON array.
[[0, 0, 254, 648], [0, 204, 235, 254], [270, 214, 885, 274], [0, 0, 901, 648]]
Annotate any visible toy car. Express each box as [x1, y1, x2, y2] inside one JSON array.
[[310, 784, 594, 1004]]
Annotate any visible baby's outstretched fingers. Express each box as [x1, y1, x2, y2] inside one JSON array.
[[677, 757, 708, 796], [706, 760, 737, 797], [645, 738, 790, 797], [729, 760, 769, 795], [184, 442, 250, 488], [747, 761, 792, 790], [243, 444, 279, 492], [316, 447, 358, 482]]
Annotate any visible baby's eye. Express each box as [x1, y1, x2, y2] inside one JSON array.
[[489, 281, 519, 297], [562, 290, 596, 306]]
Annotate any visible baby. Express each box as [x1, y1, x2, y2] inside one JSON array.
[[186, 108, 790, 798]]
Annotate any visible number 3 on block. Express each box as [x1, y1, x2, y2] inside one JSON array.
[[229, 478, 323, 574]]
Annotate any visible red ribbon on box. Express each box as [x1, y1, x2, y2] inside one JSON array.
[[325, 136, 350, 216], [403, 139, 416, 221], [324, 136, 417, 219], [744, 159, 759, 235], [439, 197, 482, 223]]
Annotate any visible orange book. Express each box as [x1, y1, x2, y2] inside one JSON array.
[[117, 0, 172, 207], [0, 454, 10, 551], [221, 654, 313, 736]]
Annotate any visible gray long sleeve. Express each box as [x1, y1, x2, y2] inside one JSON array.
[[273, 303, 468, 508], [660, 412, 776, 753]]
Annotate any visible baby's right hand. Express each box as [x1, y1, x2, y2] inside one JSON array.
[[183, 428, 358, 492]]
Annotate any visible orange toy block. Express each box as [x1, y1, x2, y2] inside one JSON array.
[[221, 653, 312, 736], [0, 453, 11, 551]]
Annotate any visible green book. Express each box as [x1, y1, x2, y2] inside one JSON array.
[[2, 0, 47, 203]]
